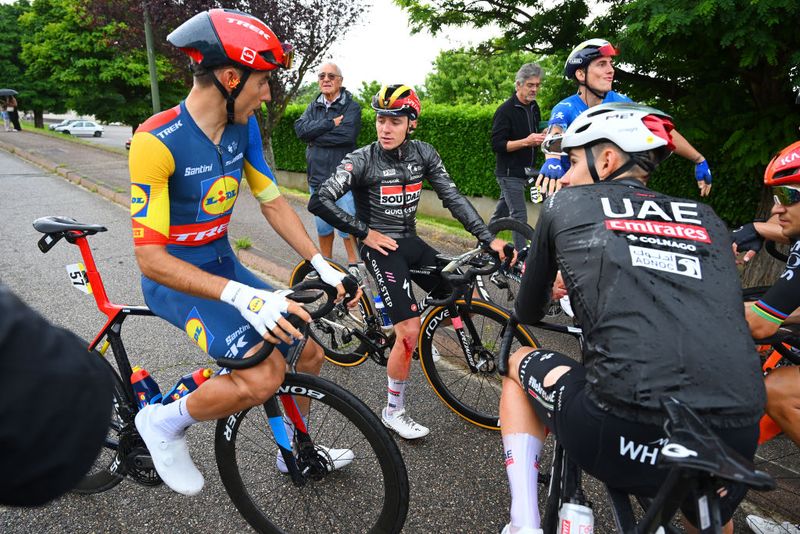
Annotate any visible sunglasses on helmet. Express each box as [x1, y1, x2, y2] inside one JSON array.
[[773, 185, 800, 206]]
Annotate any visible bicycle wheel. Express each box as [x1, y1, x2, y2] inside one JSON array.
[[289, 259, 373, 366], [418, 298, 538, 429], [480, 218, 535, 305], [215, 373, 409, 534], [72, 358, 131, 494]]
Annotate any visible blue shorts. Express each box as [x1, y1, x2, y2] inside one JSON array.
[[309, 186, 355, 238], [142, 251, 292, 360]]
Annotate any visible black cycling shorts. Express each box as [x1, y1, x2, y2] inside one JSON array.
[[360, 236, 440, 324], [517, 348, 759, 526]]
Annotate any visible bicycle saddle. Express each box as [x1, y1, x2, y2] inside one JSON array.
[[658, 398, 775, 491], [33, 216, 107, 235]]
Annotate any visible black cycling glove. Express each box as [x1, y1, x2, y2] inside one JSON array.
[[731, 222, 764, 253]]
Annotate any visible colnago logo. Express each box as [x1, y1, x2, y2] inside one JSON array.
[[185, 164, 213, 176], [629, 245, 702, 279], [380, 182, 422, 206], [156, 120, 182, 139], [225, 17, 272, 40], [171, 221, 229, 243], [619, 435, 660, 465], [626, 234, 698, 252]]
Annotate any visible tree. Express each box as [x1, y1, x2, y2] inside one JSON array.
[[354, 80, 382, 108], [395, 0, 800, 284]]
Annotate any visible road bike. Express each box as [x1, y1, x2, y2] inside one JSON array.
[[497, 318, 776, 533], [33, 215, 409, 534], [288, 240, 538, 430]]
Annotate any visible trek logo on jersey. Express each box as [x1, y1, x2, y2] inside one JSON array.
[[185, 307, 214, 352], [185, 164, 213, 177], [156, 120, 182, 139], [200, 175, 239, 219], [171, 220, 230, 244], [130, 183, 150, 218], [380, 182, 422, 206], [629, 245, 702, 279]]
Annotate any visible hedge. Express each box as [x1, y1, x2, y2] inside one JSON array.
[[271, 102, 763, 224]]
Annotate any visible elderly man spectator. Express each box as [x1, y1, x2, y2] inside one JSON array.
[[295, 63, 362, 270], [489, 63, 546, 250]]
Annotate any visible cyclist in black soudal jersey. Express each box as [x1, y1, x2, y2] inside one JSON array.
[[499, 103, 764, 534], [310, 84, 512, 439]]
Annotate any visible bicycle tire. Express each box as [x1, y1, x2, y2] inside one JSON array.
[[481, 218, 536, 305], [418, 298, 538, 429], [215, 373, 409, 534], [72, 356, 130, 494], [289, 259, 373, 366]]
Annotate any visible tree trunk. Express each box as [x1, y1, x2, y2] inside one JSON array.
[[263, 134, 276, 172], [739, 188, 786, 288], [34, 109, 44, 129]]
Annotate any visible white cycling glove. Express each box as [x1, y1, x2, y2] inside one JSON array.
[[310, 254, 345, 288], [220, 280, 289, 337]]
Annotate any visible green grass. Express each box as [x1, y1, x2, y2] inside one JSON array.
[[233, 236, 253, 250]]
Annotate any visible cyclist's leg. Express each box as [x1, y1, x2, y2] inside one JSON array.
[[361, 241, 429, 439], [500, 347, 581, 532], [764, 365, 800, 445]]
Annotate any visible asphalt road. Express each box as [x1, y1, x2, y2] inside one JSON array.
[[0, 138, 798, 532]]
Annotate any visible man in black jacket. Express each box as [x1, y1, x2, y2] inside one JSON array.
[[295, 63, 362, 267], [489, 63, 546, 250]]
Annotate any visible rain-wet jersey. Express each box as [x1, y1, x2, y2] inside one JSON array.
[[515, 178, 765, 428], [129, 101, 280, 263], [752, 240, 800, 324], [308, 140, 494, 244]]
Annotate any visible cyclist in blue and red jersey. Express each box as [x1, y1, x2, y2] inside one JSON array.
[[535, 39, 713, 198], [129, 9, 359, 496]]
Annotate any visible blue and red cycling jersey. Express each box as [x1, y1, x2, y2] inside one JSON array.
[[129, 102, 287, 359]]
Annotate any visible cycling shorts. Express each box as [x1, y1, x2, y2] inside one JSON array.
[[517, 348, 759, 526], [360, 236, 440, 324], [142, 252, 292, 360]]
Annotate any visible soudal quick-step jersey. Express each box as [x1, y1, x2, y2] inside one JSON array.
[[129, 102, 280, 263], [309, 140, 494, 244], [515, 178, 765, 428]]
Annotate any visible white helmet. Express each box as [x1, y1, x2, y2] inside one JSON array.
[[555, 103, 676, 181]]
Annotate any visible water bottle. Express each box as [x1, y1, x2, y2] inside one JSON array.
[[558, 496, 594, 534], [131, 366, 162, 409], [162, 367, 214, 405], [373, 294, 393, 328]]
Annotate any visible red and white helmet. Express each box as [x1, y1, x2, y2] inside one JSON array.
[[764, 141, 800, 187], [168, 9, 293, 72]]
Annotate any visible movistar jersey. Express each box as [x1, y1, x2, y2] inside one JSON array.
[[129, 101, 280, 264], [752, 240, 800, 324], [515, 179, 765, 428], [547, 91, 632, 130]]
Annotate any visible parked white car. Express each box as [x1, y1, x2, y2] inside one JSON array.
[[55, 120, 104, 137], [48, 119, 78, 131]]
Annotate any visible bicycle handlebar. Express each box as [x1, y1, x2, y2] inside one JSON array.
[[765, 240, 788, 263], [215, 276, 357, 370], [497, 316, 518, 377], [427, 246, 507, 307]]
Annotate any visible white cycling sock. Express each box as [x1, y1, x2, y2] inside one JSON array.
[[152, 397, 198, 440], [503, 433, 543, 530], [386, 377, 407, 416]]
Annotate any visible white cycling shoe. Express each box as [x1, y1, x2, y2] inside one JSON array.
[[747, 515, 800, 534], [500, 524, 543, 534], [135, 404, 204, 496], [381, 408, 430, 439], [276, 445, 355, 474]]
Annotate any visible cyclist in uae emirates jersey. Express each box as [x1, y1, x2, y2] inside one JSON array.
[[500, 103, 764, 534], [309, 84, 513, 440], [129, 9, 360, 496], [535, 39, 713, 199]]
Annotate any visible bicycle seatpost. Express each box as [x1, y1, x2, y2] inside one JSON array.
[[498, 316, 518, 377]]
